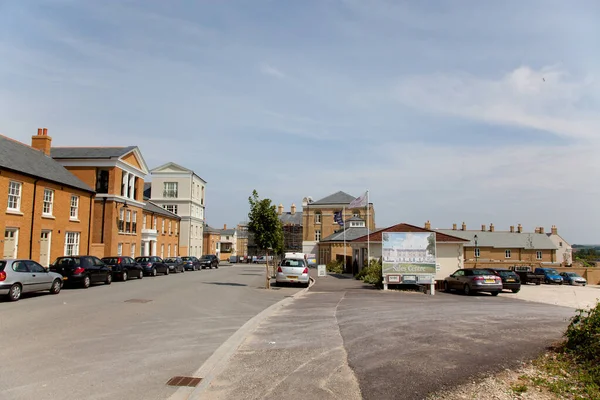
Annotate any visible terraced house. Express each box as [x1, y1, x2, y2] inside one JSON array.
[[0, 129, 94, 266]]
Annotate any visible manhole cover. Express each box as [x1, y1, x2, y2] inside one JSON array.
[[124, 299, 152, 303], [166, 376, 203, 387]]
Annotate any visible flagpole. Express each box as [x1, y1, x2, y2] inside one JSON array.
[[343, 206, 346, 273], [367, 190, 370, 266]]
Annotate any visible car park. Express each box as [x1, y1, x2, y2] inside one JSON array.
[[164, 257, 185, 273], [486, 268, 521, 293], [0, 259, 63, 301], [275, 257, 310, 287], [135, 256, 170, 276], [181, 256, 201, 271], [560, 272, 587, 286], [102, 256, 144, 281], [535, 267, 564, 285], [199, 255, 219, 269], [444, 268, 503, 296], [49, 256, 112, 288], [509, 265, 544, 285]]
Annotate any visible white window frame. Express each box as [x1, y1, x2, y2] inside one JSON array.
[[168, 221, 172, 235], [42, 188, 54, 216], [174, 244, 178, 256], [474, 248, 480, 258], [117, 243, 123, 256], [126, 210, 131, 233], [164, 182, 178, 198], [175, 222, 178, 236], [7, 181, 22, 211], [536, 251, 543, 260], [133, 211, 137, 233], [64, 232, 80, 256], [314, 212, 321, 224], [131, 243, 136, 257], [160, 244, 164, 258], [164, 204, 178, 215], [168, 244, 171, 257], [142, 214, 147, 230], [153, 216, 157, 229], [119, 209, 125, 232], [315, 230, 321, 241], [70, 195, 79, 220], [505, 250, 511, 259], [161, 219, 165, 234]]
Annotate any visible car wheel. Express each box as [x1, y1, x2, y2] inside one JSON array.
[[444, 281, 451, 292], [50, 279, 62, 294], [152, 268, 157, 277], [8, 284, 22, 301], [138, 270, 143, 279], [122, 271, 128, 282], [165, 268, 169, 275], [463, 284, 471, 296], [559, 282, 563, 285], [82, 275, 91, 289], [105, 273, 112, 285], [491, 291, 499, 296], [535, 281, 541, 285]]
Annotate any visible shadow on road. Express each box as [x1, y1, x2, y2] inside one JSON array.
[[204, 282, 248, 287], [238, 273, 263, 276]]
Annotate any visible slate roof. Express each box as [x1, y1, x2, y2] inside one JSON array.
[[0, 135, 94, 193], [279, 212, 303, 225], [220, 229, 236, 235], [143, 201, 180, 219], [311, 191, 357, 205], [352, 223, 469, 243], [203, 224, 222, 234], [321, 227, 372, 242], [437, 229, 557, 250], [346, 216, 364, 222], [51, 146, 136, 159]]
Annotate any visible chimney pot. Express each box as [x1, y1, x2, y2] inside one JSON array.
[[539, 227, 545, 234], [461, 222, 466, 231], [481, 224, 486, 232], [551, 225, 558, 235], [489, 223, 494, 232], [510, 225, 514, 233], [277, 204, 284, 215], [43, 128, 48, 136], [517, 224, 522, 233], [224, 224, 227, 230], [290, 203, 296, 215], [37, 128, 43, 136], [424, 220, 431, 230], [452, 223, 457, 230], [31, 127, 52, 155]]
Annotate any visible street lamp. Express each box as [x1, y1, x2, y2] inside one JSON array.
[[474, 234, 479, 267]]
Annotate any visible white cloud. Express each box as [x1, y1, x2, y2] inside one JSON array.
[[392, 66, 600, 141], [259, 63, 286, 79]]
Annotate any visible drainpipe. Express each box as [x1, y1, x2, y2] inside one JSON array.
[[29, 179, 40, 259], [100, 197, 107, 243], [88, 194, 93, 253]]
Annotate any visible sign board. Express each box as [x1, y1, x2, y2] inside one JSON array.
[[382, 232, 437, 284], [387, 275, 400, 283], [317, 265, 327, 277]]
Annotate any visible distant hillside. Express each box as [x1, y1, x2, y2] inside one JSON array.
[[573, 245, 600, 250]]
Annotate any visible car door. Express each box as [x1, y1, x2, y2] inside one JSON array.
[[451, 270, 466, 289], [12, 260, 35, 293], [25, 260, 53, 291], [87, 257, 102, 282]]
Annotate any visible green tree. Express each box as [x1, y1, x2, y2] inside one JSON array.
[[426, 233, 436, 256], [248, 190, 284, 288]]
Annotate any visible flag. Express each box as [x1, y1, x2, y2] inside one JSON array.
[[333, 211, 344, 226], [348, 191, 368, 209]]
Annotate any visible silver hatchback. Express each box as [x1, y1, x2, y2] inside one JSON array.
[[276, 258, 310, 287], [0, 259, 63, 301]]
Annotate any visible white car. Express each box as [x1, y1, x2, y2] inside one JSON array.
[[275, 258, 310, 287]]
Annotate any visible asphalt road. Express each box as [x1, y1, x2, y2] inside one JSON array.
[[199, 274, 576, 400], [0, 264, 300, 400]]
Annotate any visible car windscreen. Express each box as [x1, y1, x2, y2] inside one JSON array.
[[182, 257, 192, 261], [281, 259, 305, 267], [102, 258, 120, 264], [136, 257, 150, 262], [471, 269, 493, 275], [164, 258, 177, 263], [200, 256, 210, 260], [495, 270, 516, 277], [546, 269, 559, 275], [54, 257, 80, 266], [0, 261, 5, 271], [565, 272, 578, 277]]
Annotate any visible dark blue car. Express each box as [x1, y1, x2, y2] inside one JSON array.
[[535, 268, 563, 285]]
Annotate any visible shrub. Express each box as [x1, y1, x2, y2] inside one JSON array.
[[356, 259, 383, 288], [564, 302, 600, 387], [326, 259, 344, 274]]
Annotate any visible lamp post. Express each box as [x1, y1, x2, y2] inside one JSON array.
[[474, 234, 479, 267]]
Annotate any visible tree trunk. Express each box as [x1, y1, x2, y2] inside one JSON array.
[[265, 249, 270, 289]]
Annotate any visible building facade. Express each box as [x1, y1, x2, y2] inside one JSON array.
[[236, 222, 249, 259], [318, 216, 371, 271], [217, 224, 237, 261], [51, 144, 149, 259], [148, 163, 206, 257], [302, 191, 375, 256], [277, 204, 303, 252], [436, 222, 559, 269], [203, 224, 221, 256], [1, 129, 95, 266], [545, 225, 572, 266], [141, 201, 181, 259]]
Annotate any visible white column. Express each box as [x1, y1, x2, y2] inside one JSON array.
[[123, 172, 130, 198], [129, 174, 135, 200], [151, 240, 157, 256]]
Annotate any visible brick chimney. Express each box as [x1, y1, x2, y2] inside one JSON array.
[[489, 223, 494, 232], [510, 225, 515, 233], [551, 225, 558, 235], [277, 204, 283, 215], [290, 203, 296, 215], [223, 224, 227, 230], [517, 224, 522, 233], [539, 227, 545, 234], [534, 227, 540, 234], [481, 224, 486, 232], [452, 223, 457, 230], [31, 127, 52, 156], [424, 220, 431, 230], [461, 222, 466, 231]]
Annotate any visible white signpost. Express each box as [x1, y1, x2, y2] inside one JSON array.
[[317, 265, 327, 277]]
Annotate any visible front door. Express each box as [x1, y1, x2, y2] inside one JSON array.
[[40, 231, 51, 267], [3, 229, 18, 258]]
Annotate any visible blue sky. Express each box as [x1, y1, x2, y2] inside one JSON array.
[[1, 0, 599, 243]]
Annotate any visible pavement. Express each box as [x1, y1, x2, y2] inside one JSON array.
[[197, 273, 576, 400], [510, 283, 600, 309], [0, 264, 301, 400]]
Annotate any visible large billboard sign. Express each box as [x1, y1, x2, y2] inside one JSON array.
[[382, 232, 436, 284]]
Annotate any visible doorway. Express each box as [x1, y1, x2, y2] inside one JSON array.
[[40, 230, 52, 267], [3, 228, 19, 258]]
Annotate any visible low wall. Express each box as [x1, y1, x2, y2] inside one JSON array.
[[553, 267, 600, 285]]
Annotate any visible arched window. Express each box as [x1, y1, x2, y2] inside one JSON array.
[[314, 212, 322, 224]]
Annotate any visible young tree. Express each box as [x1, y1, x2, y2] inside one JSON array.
[[248, 190, 284, 289]]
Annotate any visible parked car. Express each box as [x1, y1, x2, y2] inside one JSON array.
[[509, 265, 544, 285], [135, 256, 170, 276], [181, 256, 201, 271], [101, 256, 144, 281], [444, 268, 502, 296], [560, 272, 587, 286], [164, 257, 185, 273], [49, 256, 112, 288], [275, 258, 310, 287], [0, 259, 63, 301], [486, 268, 521, 293], [199, 255, 219, 269], [535, 268, 564, 285]]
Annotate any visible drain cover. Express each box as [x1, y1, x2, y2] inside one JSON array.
[[124, 299, 152, 303], [166, 376, 203, 387]]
